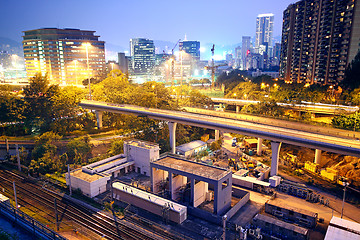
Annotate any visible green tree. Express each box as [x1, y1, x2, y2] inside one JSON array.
[[29, 132, 61, 175], [0, 85, 25, 123], [66, 135, 92, 164], [23, 73, 59, 133], [50, 86, 87, 134], [108, 138, 124, 155]]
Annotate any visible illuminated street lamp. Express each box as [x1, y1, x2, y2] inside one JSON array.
[[233, 93, 237, 99], [341, 179, 349, 219], [82, 42, 92, 100]]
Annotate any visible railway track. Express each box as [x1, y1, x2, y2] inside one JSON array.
[[0, 169, 180, 240]]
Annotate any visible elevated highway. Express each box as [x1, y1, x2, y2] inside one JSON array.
[[80, 100, 360, 176], [211, 97, 359, 115]]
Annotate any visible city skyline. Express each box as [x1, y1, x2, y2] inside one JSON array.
[[1, 0, 294, 55]]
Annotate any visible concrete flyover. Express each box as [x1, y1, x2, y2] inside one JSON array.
[[79, 100, 360, 176], [211, 97, 359, 115]]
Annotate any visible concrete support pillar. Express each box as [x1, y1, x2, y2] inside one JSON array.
[[95, 110, 103, 129], [169, 171, 173, 200], [168, 122, 177, 154], [257, 138, 263, 156], [270, 141, 282, 176], [213, 182, 219, 214], [236, 105, 240, 113], [190, 178, 195, 207], [215, 130, 220, 141], [315, 149, 322, 165]]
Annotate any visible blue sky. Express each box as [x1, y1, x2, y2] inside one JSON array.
[[1, 0, 294, 59]]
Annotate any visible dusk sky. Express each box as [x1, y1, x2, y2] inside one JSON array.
[[1, 0, 294, 58]]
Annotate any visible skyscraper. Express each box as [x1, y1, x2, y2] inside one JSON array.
[[129, 38, 155, 75], [179, 40, 200, 62], [255, 13, 274, 55], [22, 28, 105, 85], [242, 36, 251, 70], [280, 0, 360, 85], [118, 52, 128, 73]]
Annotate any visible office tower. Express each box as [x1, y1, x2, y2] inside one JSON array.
[[179, 40, 200, 62], [129, 38, 155, 75], [118, 52, 128, 73], [255, 13, 274, 55], [280, 0, 360, 85], [22, 28, 105, 85], [242, 36, 251, 70], [234, 46, 242, 68]]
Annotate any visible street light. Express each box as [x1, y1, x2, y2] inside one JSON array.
[[82, 42, 92, 100], [233, 93, 237, 99], [341, 179, 349, 219]]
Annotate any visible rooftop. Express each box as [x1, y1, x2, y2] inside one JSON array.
[[325, 216, 360, 240], [152, 155, 230, 181], [125, 139, 160, 150], [254, 214, 308, 235], [71, 169, 105, 183], [113, 182, 186, 214], [267, 199, 318, 217], [176, 140, 206, 153]]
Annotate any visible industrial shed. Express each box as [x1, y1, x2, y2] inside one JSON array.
[[112, 182, 187, 224]]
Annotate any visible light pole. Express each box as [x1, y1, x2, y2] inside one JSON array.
[[341, 180, 349, 219], [82, 42, 92, 100]]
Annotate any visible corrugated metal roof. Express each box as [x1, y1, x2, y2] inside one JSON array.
[[176, 140, 206, 153], [325, 217, 360, 240]]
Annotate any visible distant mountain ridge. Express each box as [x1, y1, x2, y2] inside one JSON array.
[[0, 37, 23, 56]]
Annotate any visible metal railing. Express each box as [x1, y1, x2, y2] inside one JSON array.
[[0, 202, 67, 240]]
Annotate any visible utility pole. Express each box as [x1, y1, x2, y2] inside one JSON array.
[[67, 164, 72, 196], [5, 138, 9, 154], [54, 198, 59, 231], [13, 181, 18, 209], [16, 144, 21, 172], [341, 180, 349, 218]]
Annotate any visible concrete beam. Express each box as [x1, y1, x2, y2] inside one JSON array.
[[270, 141, 282, 176], [257, 138, 263, 156], [315, 149, 322, 165], [95, 110, 103, 129], [168, 122, 177, 154]]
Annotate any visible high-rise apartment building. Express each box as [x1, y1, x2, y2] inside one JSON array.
[[118, 52, 128, 73], [22, 28, 105, 85], [234, 46, 242, 68], [179, 40, 200, 62], [129, 38, 155, 75], [255, 14, 274, 55], [242, 36, 251, 70], [280, 0, 360, 85]]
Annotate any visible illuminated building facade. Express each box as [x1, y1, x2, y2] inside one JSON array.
[[280, 0, 360, 85], [129, 38, 155, 75], [255, 14, 274, 55], [22, 28, 105, 85], [179, 40, 200, 62]]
